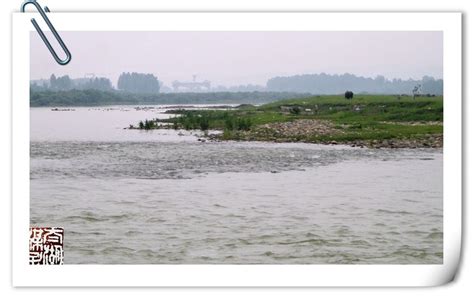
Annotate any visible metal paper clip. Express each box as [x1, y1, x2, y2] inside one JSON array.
[[21, 0, 71, 65]]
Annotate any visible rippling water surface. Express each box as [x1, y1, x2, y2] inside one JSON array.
[[30, 106, 443, 264]]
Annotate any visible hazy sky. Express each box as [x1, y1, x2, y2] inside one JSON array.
[[30, 31, 443, 87]]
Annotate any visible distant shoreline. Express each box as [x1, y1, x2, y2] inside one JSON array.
[[29, 90, 312, 107]]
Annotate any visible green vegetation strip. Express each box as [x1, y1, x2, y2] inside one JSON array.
[[138, 95, 444, 148]]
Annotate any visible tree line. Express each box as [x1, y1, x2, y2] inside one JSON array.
[[266, 73, 443, 95], [30, 72, 443, 96], [31, 72, 161, 94], [31, 74, 114, 92]]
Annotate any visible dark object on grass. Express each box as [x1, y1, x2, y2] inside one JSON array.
[[344, 91, 354, 100], [289, 106, 301, 115]]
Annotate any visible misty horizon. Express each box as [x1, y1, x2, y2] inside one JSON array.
[[30, 31, 443, 87], [31, 71, 443, 90]]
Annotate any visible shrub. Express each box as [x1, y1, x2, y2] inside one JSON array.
[[172, 121, 179, 130], [199, 117, 210, 131], [225, 118, 235, 130], [144, 119, 155, 130], [237, 118, 252, 131]]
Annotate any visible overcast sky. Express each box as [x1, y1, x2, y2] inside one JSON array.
[[30, 31, 443, 87]]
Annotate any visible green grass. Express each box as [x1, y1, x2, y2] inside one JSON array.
[[156, 94, 443, 144], [260, 94, 443, 122]]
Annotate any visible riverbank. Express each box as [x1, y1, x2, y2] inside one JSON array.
[[132, 94, 443, 148], [207, 119, 443, 148]]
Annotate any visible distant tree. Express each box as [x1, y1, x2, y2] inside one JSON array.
[[79, 77, 113, 91], [412, 84, 421, 100], [30, 83, 40, 92], [421, 78, 443, 95], [50, 74, 56, 88], [117, 72, 160, 94], [49, 74, 72, 90], [344, 91, 354, 100]]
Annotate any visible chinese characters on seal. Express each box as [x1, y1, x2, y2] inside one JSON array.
[[29, 227, 64, 265]]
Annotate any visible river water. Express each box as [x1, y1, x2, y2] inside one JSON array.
[[30, 106, 443, 264]]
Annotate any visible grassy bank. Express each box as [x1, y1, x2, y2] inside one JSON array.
[[141, 94, 443, 148], [30, 89, 310, 107]]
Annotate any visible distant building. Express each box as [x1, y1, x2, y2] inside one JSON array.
[[172, 75, 211, 92]]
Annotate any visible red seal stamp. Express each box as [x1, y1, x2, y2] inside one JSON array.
[[29, 227, 64, 265]]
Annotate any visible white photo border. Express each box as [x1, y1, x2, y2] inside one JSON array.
[[12, 12, 462, 287]]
